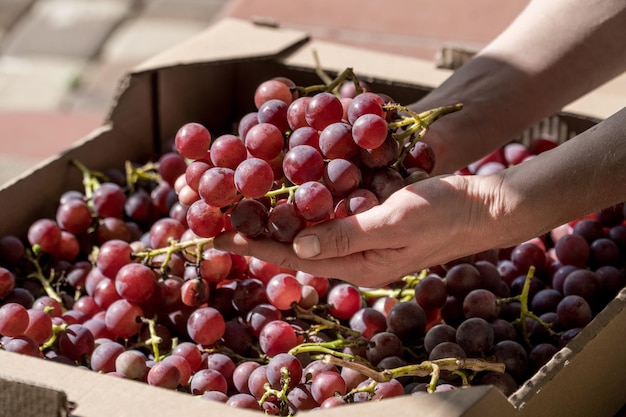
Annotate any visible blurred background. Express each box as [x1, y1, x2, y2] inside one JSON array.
[[0, 0, 536, 184]]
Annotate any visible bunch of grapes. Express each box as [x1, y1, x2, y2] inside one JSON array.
[[174, 68, 461, 242], [0, 69, 624, 416]]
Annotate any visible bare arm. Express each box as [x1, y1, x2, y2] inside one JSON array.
[[417, 0, 626, 174], [214, 0, 626, 287]]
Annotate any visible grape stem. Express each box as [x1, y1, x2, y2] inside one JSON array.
[[132, 237, 214, 273], [124, 160, 161, 193], [323, 355, 505, 393], [288, 339, 370, 361], [296, 66, 363, 97], [25, 247, 63, 303], [139, 317, 163, 361], [497, 266, 558, 347], [292, 304, 362, 339], [40, 322, 68, 351], [259, 367, 291, 414], [359, 271, 428, 302], [264, 184, 299, 206], [386, 103, 463, 170], [71, 159, 107, 200]]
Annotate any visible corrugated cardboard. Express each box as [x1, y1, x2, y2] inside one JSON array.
[[0, 17, 624, 417]]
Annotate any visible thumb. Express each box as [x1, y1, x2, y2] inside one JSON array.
[[292, 207, 384, 259]]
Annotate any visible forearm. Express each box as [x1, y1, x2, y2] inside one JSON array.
[[415, 0, 626, 175], [479, 106, 626, 249]]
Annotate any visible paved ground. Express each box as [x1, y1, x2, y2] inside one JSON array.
[[0, 0, 535, 185]]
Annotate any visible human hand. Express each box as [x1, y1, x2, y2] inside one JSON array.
[[214, 173, 506, 288]]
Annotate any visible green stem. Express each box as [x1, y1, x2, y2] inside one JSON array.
[[125, 160, 162, 193], [26, 249, 62, 303], [386, 103, 463, 169], [133, 237, 214, 272], [322, 355, 505, 389], [259, 367, 291, 414], [497, 266, 557, 347], [293, 305, 362, 339], [140, 317, 163, 361], [71, 159, 107, 200], [288, 339, 369, 360], [40, 322, 67, 351]]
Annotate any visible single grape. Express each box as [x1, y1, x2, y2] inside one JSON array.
[[293, 181, 333, 222], [456, 317, 494, 356], [323, 158, 361, 198], [0, 302, 30, 337], [56, 199, 93, 235], [90, 341, 125, 373], [352, 113, 388, 149], [244, 123, 285, 161], [24, 308, 54, 344], [175, 122, 211, 160], [158, 152, 188, 188], [404, 141, 436, 174], [105, 299, 143, 339], [424, 323, 457, 353], [187, 307, 225, 346], [190, 369, 228, 395], [345, 188, 379, 215], [463, 289, 500, 321], [92, 182, 126, 219], [363, 167, 405, 202], [288, 126, 319, 151], [349, 307, 387, 339], [445, 263, 482, 300], [266, 273, 302, 310], [258, 320, 299, 357], [234, 157, 274, 198], [186, 199, 225, 238], [115, 263, 156, 303], [414, 274, 447, 311], [210, 134, 247, 169], [366, 332, 404, 367], [556, 295, 593, 329], [310, 371, 347, 404], [258, 99, 290, 132], [386, 301, 427, 344], [267, 203, 307, 243], [318, 121, 359, 160], [198, 167, 238, 208], [282, 145, 325, 185], [327, 283, 362, 320], [287, 97, 312, 130], [27, 218, 62, 256], [96, 239, 132, 279], [58, 323, 95, 362], [305, 92, 343, 131], [147, 361, 181, 390], [254, 79, 293, 109]]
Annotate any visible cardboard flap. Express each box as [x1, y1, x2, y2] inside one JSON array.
[[283, 39, 452, 89], [132, 18, 310, 72]]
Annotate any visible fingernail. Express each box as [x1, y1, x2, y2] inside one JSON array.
[[294, 234, 320, 258]]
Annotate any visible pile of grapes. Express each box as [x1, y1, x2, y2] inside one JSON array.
[[0, 69, 624, 416]]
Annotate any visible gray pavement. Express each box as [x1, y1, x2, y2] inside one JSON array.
[[0, 0, 230, 185]]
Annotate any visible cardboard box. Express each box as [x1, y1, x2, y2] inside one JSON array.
[[0, 18, 625, 417]]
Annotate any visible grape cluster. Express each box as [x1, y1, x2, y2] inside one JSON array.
[[0, 70, 624, 416], [175, 70, 459, 242]]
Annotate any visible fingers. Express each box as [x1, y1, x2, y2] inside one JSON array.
[[291, 205, 392, 260], [213, 229, 366, 281]]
